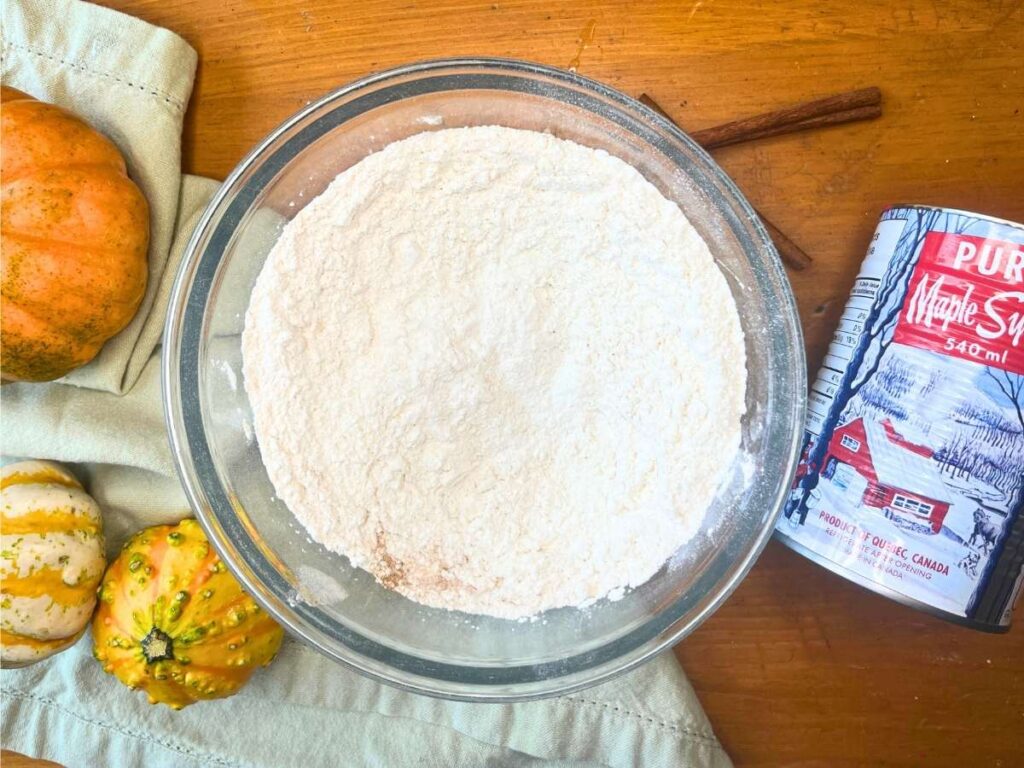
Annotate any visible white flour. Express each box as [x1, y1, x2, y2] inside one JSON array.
[[242, 126, 746, 619]]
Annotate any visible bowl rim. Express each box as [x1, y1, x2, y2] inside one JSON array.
[[162, 56, 806, 701]]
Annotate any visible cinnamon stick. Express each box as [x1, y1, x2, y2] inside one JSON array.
[[639, 92, 824, 271], [690, 87, 882, 149], [699, 104, 880, 147], [638, 93, 674, 120], [759, 215, 813, 271], [639, 88, 882, 149]]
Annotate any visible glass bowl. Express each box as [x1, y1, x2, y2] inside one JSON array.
[[163, 58, 806, 701]]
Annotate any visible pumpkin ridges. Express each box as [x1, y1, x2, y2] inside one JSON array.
[[0, 461, 105, 666], [0, 89, 150, 381], [0, 234, 148, 327], [174, 661, 250, 681], [0, 626, 82, 653], [0, 247, 147, 378], [161, 525, 223, 636], [102, 654, 139, 675], [0, 93, 126, 179], [0, 227, 148, 258], [185, 620, 281, 667], [113, 538, 148, 637], [175, 590, 251, 643], [194, 620, 263, 652], [146, 534, 174, 630], [1, 565, 99, 604], [93, 520, 284, 709], [2, 169, 150, 249], [184, 549, 219, 596], [0, 463, 81, 491], [0, 161, 133, 186], [175, 594, 217, 633], [2, 593, 97, 639], [179, 586, 282, 665], [0, 302, 99, 380], [99, 591, 137, 648], [1, 253, 147, 342], [2, 531, 104, 583], [4, 114, 125, 176], [2, 501, 101, 530], [1, 510, 102, 535]]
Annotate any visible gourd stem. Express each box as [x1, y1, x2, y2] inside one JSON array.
[[141, 627, 174, 663]]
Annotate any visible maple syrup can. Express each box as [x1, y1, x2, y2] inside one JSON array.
[[776, 205, 1024, 631]]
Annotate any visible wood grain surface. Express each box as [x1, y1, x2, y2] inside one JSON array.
[[6, 1, 1023, 766]]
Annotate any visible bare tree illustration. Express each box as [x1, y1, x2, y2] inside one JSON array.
[[968, 368, 1024, 621], [986, 369, 1024, 434], [983, 368, 1024, 503], [787, 207, 963, 524]]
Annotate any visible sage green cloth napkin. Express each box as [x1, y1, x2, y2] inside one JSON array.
[[0, 2, 732, 766]]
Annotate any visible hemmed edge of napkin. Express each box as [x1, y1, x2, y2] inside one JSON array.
[[1, 0, 198, 394]]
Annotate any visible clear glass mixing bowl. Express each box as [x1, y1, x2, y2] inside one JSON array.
[[163, 58, 806, 701]]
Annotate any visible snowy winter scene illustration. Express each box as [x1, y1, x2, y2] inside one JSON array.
[[786, 345, 1023, 615], [780, 207, 1024, 620]]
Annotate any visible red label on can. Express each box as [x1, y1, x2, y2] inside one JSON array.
[[893, 233, 1024, 374]]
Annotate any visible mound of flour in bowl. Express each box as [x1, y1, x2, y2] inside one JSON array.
[[242, 126, 746, 619]]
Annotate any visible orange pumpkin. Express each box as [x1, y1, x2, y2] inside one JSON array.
[[0, 86, 150, 382]]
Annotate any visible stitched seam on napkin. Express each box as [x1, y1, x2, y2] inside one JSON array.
[[561, 696, 723, 748], [2, 687, 243, 768], [1, 41, 188, 112], [8, 684, 575, 767], [228, 687, 594, 764]]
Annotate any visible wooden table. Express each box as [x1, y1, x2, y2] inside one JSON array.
[[7, 1, 1023, 765]]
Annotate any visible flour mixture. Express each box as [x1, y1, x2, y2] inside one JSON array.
[[242, 126, 746, 619]]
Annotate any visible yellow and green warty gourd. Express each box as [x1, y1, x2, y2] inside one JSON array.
[[1, 460, 106, 666], [93, 518, 284, 709]]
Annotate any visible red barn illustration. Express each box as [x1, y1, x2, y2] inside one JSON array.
[[822, 417, 952, 533]]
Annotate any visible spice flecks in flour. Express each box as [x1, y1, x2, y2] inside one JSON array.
[[242, 126, 746, 619]]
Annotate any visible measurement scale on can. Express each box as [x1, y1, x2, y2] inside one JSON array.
[[777, 205, 1024, 631]]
